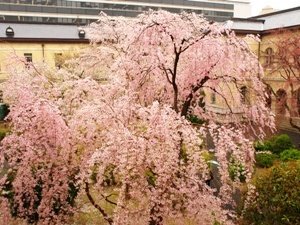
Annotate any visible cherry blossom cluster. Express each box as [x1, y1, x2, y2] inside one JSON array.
[[0, 10, 274, 225]]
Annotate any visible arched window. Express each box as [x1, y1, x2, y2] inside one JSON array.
[[54, 53, 63, 69], [211, 92, 216, 104], [198, 90, 206, 109], [291, 88, 300, 116], [265, 86, 272, 109], [0, 90, 3, 103], [265, 47, 274, 66], [297, 88, 300, 116], [24, 53, 32, 69], [276, 89, 287, 115], [240, 86, 248, 104]]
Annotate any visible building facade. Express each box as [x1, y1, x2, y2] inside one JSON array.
[[0, 0, 251, 82], [0, 22, 88, 81], [233, 7, 300, 131], [0, 0, 251, 24], [1, 5, 299, 131]]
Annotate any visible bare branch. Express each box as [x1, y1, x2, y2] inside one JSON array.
[[101, 193, 118, 206], [85, 182, 113, 225], [203, 85, 234, 114]]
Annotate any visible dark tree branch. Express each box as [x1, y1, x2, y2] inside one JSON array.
[[288, 116, 300, 132], [180, 59, 220, 116], [180, 29, 212, 53], [159, 65, 172, 84], [100, 193, 118, 206], [203, 86, 234, 114], [172, 52, 180, 112], [85, 182, 113, 225], [281, 101, 300, 132], [181, 76, 209, 116]]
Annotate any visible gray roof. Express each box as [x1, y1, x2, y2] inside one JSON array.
[[0, 22, 87, 41], [231, 18, 264, 32], [0, 5, 299, 40], [254, 7, 300, 30], [232, 6, 300, 32]]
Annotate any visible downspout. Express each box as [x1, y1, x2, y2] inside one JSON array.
[[42, 43, 45, 62], [257, 35, 262, 80], [258, 36, 261, 76]]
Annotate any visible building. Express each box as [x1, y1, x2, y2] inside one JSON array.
[[0, 0, 251, 24], [231, 7, 300, 131], [0, 22, 88, 81], [0, 0, 251, 82], [1, 4, 299, 131]]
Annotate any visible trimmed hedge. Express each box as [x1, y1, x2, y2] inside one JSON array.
[[254, 134, 294, 155], [243, 161, 300, 225], [280, 149, 300, 161], [255, 152, 276, 168]]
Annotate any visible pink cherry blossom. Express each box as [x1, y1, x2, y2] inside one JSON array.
[[0, 10, 274, 225]]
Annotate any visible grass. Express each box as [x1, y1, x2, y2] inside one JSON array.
[[67, 186, 199, 225], [0, 122, 10, 141], [67, 187, 117, 225], [251, 159, 282, 183]]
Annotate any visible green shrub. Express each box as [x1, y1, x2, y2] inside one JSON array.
[[186, 114, 205, 125], [243, 161, 300, 225], [280, 149, 300, 161], [0, 123, 9, 141], [268, 134, 294, 154], [255, 152, 276, 168], [255, 134, 294, 155], [202, 151, 214, 168], [0, 103, 9, 120], [0, 130, 6, 141], [254, 141, 267, 151], [145, 169, 156, 187], [262, 140, 273, 151]]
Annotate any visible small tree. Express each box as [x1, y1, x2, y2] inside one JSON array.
[[243, 161, 300, 225], [0, 11, 274, 225]]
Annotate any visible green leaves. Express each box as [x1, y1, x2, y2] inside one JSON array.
[[254, 134, 294, 155], [255, 152, 276, 168], [280, 149, 300, 161], [244, 161, 300, 225]]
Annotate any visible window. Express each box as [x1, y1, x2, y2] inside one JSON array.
[[211, 92, 216, 104], [198, 90, 206, 109], [24, 53, 32, 62], [0, 90, 3, 103], [240, 86, 248, 104], [24, 53, 32, 68], [54, 53, 63, 69], [265, 47, 274, 66], [19, 0, 32, 4], [265, 86, 272, 109], [276, 89, 287, 115], [292, 88, 300, 116], [296, 89, 300, 116]]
